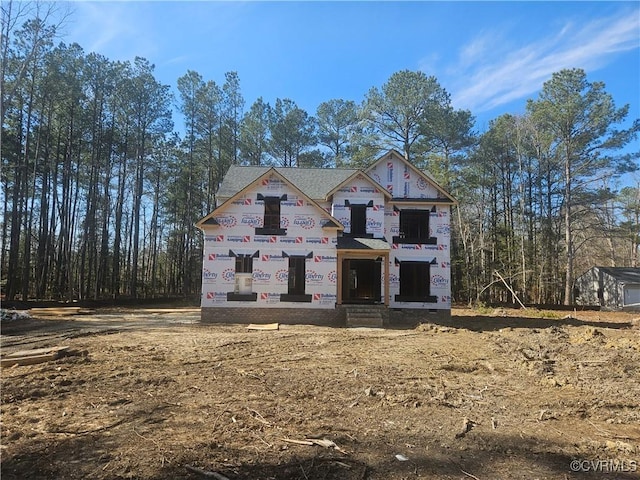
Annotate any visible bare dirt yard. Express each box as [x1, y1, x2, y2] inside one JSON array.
[[1, 306, 639, 480]]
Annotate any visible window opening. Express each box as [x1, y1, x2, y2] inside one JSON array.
[[350, 204, 367, 236], [256, 194, 287, 235], [288, 256, 306, 295], [264, 197, 281, 230], [394, 209, 436, 244], [395, 260, 437, 303], [235, 255, 253, 273]]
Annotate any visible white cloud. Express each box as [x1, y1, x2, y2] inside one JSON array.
[[417, 52, 441, 75], [163, 55, 192, 67], [457, 30, 499, 69], [449, 8, 640, 113], [67, 2, 158, 61]]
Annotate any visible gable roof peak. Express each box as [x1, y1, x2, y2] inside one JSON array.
[[365, 149, 456, 203], [196, 166, 345, 230]]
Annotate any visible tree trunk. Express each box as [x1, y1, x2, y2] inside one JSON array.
[[563, 147, 573, 306]]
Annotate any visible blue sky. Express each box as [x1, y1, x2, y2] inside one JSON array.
[[62, 1, 639, 177]]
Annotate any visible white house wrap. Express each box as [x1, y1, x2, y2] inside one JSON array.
[[197, 150, 457, 324]]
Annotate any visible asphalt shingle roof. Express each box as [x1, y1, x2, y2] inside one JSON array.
[[598, 267, 640, 284], [337, 236, 391, 250], [217, 166, 359, 202]]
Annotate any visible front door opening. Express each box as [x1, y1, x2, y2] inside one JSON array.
[[342, 259, 381, 304]]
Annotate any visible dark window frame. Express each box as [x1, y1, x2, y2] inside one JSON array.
[[280, 255, 312, 303], [345, 200, 374, 238], [255, 194, 287, 236], [263, 197, 281, 229], [393, 208, 437, 245], [350, 204, 367, 236], [235, 255, 253, 273], [395, 261, 437, 303]]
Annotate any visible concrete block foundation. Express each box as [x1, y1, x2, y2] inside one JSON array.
[[200, 306, 451, 328]]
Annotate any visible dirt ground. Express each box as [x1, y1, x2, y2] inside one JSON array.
[[1, 306, 639, 480]]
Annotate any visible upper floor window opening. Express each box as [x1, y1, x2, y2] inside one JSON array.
[[393, 208, 436, 245], [256, 193, 287, 235], [345, 200, 373, 238]]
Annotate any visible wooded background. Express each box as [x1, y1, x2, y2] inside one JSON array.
[[2, 4, 639, 305]]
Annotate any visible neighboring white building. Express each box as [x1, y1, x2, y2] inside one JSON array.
[[574, 267, 640, 311], [196, 150, 457, 325]]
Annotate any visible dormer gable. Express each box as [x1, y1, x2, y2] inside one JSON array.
[[325, 171, 392, 202], [365, 149, 456, 204]]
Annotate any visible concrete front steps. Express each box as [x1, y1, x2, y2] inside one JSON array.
[[344, 305, 385, 328]]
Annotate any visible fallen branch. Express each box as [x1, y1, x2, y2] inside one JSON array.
[[486, 384, 521, 396], [48, 418, 126, 436], [281, 437, 314, 446], [460, 468, 481, 480], [185, 465, 230, 480], [587, 420, 633, 440], [494, 271, 527, 310], [247, 407, 271, 425], [239, 370, 276, 395], [281, 437, 347, 454], [133, 428, 161, 449], [311, 438, 346, 454]]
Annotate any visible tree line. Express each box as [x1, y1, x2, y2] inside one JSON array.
[[2, 4, 639, 305]]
